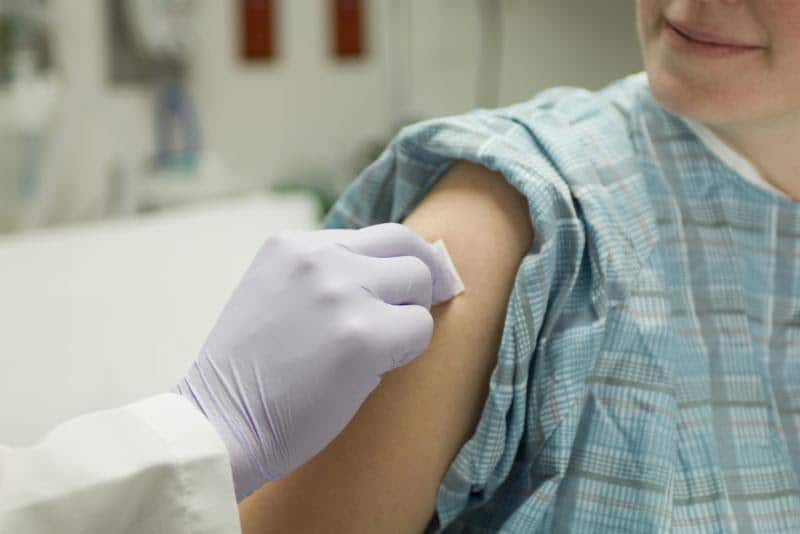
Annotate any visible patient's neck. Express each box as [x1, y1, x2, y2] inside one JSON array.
[[709, 111, 800, 202]]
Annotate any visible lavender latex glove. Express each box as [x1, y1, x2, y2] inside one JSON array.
[[172, 223, 464, 502]]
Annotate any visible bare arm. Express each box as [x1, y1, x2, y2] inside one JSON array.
[[239, 161, 533, 533]]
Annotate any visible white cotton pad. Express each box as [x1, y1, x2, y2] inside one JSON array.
[[431, 239, 466, 304]]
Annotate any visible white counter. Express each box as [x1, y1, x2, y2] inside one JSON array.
[[0, 194, 319, 445]]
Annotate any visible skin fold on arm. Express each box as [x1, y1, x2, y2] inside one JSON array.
[[239, 160, 534, 533]]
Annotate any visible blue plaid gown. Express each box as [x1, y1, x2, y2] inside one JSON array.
[[324, 73, 800, 533]]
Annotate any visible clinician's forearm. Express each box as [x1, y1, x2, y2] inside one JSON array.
[[238, 161, 533, 533]]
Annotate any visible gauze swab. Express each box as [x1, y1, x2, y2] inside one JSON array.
[[430, 239, 466, 304]]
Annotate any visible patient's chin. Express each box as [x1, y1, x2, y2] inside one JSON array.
[[648, 69, 774, 126]]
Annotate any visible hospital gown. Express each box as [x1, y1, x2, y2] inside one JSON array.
[[323, 72, 800, 533]]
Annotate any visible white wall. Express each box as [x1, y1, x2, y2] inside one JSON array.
[[499, 0, 642, 103], [190, 0, 390, 189], [409, 0, 642, 118], [38, 0, 643, 226]]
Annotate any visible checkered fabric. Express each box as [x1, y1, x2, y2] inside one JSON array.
[[324, 72, 800, 533]]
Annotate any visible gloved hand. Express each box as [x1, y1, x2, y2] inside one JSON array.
[[172, 223, 464, 502]]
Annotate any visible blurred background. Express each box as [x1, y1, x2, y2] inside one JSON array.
[[0, 0, 642, 232], [0, 0, 643, 444]]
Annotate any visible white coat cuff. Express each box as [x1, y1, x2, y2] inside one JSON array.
[[124, 393, 240, 532]]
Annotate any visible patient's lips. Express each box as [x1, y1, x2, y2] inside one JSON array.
[[668, 19, 763, 47], [664, 18, 767, 58]]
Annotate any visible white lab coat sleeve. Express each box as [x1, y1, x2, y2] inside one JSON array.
[[0, 393, 241, 534]]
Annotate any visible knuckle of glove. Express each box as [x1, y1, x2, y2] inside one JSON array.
[[316, 280, 348, 306], [293, 252, 320, 277], [286, 245, 326, 281], [333, 315, 376, 360], [261, 233, 294, 256], [261, 234, 310, 272]]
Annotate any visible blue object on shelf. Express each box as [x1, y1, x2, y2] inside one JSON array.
[[154, 81, 202, 171]]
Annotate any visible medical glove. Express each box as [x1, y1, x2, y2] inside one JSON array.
[[172, 223, 464, 502]]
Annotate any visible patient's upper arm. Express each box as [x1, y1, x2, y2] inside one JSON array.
[[239, 160, 533, 533]]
